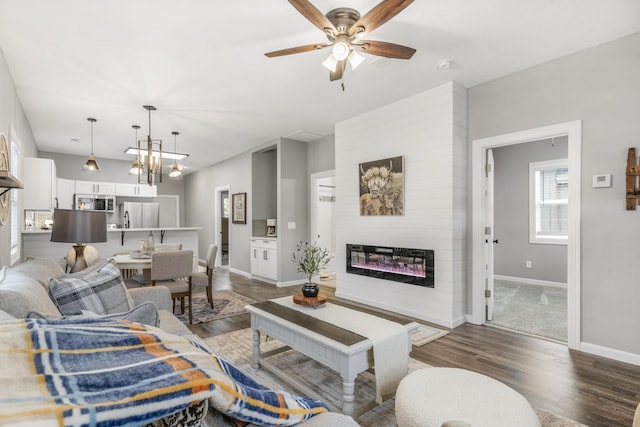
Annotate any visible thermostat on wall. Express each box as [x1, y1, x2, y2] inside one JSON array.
[[592, 174, 611, 188]]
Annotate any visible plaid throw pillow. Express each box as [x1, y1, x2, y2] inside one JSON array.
[[48, 259, 134, 315]]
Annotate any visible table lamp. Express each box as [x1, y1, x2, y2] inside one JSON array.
[[50, 208, 107, 273]]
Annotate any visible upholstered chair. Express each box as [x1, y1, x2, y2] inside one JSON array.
[[154, 243, 183, 252], [192, 244, 218, 309], [151, 250, 194, 324]]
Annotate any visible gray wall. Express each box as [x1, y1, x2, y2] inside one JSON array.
[[493, 137, 568, 283], [0, 48, 38, 265], [184, 150, 252, 273], [251, 148, 277, 221], [278, 138, 309, 282], [468, 31, 640, 354], [183, 136, 324, 282], [307, 134, 335, 175]]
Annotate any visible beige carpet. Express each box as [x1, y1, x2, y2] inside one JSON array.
[[411, 324, 449, 346], [175, 290, 255, 324], [204, 328, 586, 426]]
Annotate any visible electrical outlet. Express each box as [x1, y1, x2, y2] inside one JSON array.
[[525, 260, 532, 269]]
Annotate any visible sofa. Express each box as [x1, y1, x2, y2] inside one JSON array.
[[0, 257, 358, 427]]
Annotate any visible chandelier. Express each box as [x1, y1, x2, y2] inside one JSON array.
[[124, 105, 189, 185]]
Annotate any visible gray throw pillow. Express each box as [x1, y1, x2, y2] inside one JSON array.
[[48, 259, 134, 316], [27, 301, 160, 327]]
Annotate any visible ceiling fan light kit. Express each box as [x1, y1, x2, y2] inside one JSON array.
[[266, 0, 416, 81], [347, 50, 364, 70]]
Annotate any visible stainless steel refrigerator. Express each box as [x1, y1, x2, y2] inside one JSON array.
[[119, 202, 159, 228]]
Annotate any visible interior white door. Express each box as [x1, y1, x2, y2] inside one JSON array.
[[310, 172, 336, 275], [484, 149, 496, 321]]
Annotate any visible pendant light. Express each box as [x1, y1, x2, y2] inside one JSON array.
[[128, 125, 143, 175], [83, 118, 100, 172], [144, 105, 161, 185], [168, 131, 183, 179]]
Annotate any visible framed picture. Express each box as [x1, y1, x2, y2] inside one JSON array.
[[232, 192, 247, 224], [359, 155, 404, 216]]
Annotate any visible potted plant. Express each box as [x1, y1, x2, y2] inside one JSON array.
[[291, 241, 333, 297]]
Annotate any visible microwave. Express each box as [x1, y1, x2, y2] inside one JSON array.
[[74, 194, 115, 212]]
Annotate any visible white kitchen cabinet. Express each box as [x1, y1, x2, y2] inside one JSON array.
[[56, 178, 76, 210], [23, 157, 57, 210], [115, 183, 157, 197], [75, 180, 116, 195], [251, 238, 278, 280]]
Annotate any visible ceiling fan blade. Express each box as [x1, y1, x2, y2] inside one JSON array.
[[265, 43, 329, 57], [349, 0, 414, 38], [289, 0, 338, 37], [356, 40, 416, 59], [329, 60, 346, 81]]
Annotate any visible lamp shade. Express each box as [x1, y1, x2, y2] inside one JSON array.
[[50, 209, 107, 244]]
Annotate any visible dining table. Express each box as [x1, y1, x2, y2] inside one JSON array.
[[111, 253, 152, 284]]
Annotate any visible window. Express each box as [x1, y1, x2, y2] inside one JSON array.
[[529, 158, 568, 245], [10, 141, 21, 264]]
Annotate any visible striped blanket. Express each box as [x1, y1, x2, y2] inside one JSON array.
[[0, 318, 329, 426]]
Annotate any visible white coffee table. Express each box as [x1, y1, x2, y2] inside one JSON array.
[[245, 300, 417, 416]]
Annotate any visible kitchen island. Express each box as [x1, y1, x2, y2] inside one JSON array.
[[22, 227, 201, 268]]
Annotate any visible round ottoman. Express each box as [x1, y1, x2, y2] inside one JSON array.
[[395, 368, 540, 427]]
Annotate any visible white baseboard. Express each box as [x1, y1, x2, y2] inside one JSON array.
[[228, 267, 251, 278], [276, 279, 306, 288], [580, 342, 640, 366], [494, 275, 567, 289]]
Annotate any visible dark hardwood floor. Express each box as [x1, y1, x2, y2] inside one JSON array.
[[189, 269, 640, 427]]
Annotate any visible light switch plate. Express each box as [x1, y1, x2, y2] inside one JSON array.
[[592, 174, 611, 188], [287, 221, 296, 229]]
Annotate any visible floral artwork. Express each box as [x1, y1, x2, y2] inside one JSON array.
[[359, 156, 404, 216]]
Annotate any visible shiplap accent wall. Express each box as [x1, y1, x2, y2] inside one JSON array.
[[334, 81, 467, 328]]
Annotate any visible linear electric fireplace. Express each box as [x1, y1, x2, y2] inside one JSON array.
[[346, 244, 434, 287]]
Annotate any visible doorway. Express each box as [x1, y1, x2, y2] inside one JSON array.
[[311, 170, 336, 286], [215, 186, 230, 268], [471, 121, 581, 350], [487, 140, 569, 342]]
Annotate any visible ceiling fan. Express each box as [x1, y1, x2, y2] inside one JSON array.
[[265, 0, 416, 81]]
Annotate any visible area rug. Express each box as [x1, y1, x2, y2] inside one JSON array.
[[176, 290, 255, 324], [411, 324, 449, 347], [204, 328, 586, 426]]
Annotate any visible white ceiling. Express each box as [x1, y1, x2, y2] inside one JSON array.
[[0, 0, 638, 175]]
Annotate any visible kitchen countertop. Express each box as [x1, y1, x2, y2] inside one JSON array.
[[23, 227, 202, 234]]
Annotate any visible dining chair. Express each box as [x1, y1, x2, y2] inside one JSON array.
[[113, 253, 147, 288], [192, 244, 218, 309], [151, 250, 194, 324], [154, 243, 183, 252]]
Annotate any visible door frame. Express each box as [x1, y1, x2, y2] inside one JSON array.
[[471, 120, 582, 350], [214, 184, 230, 268], [309, 169, 335, 244], [485, 149, 495, 321]]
